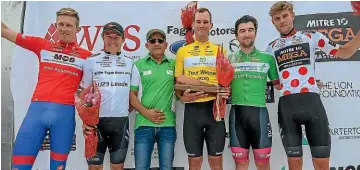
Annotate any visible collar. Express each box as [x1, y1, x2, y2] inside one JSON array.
[[105, 51, 121, 56], [57, 40, 77, 47], [146, 53, 169, 63], [280, 27, 297, 38], [193, 39, 211, 45], [238, 48, 258, 56]]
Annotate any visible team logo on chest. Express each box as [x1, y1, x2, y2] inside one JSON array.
[[291, 36, 303, 45], [275, 39, 287, 49]]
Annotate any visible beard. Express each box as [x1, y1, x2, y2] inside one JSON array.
[[240, 40, 254, 48]]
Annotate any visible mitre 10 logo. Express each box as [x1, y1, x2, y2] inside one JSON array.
[[44, 23, 141, 52]]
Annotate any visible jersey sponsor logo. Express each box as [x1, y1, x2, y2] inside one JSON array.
[[232, 62, 269, 73], [187, 70, 216, 78], [57, 165, 64, 170], [97, 81, 129, 87], [274, 43, 311, 71], [234, 74, 265, 79], [232, 152, 244, 157], [42, 66, 80, 76], [94, 71, 103, 75], [143, 70, 152, 75], [167, 70, 174, 75], [40, 130, 76, 151], [274, 39, 287, 48], [54, 53, 75, 63], [184, 56, 216, 68], [99, 71, 131, 75], [267, 122, 272, 137], [117, 62, 126, 67], [291, 35, 304, 44], [50, 43, 65, 52], [41, 50, 85, 70]]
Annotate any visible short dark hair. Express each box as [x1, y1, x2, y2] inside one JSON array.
[[193, 7, 212, 23], [234, 15, 258, 36]]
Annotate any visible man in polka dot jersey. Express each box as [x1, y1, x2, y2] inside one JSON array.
[[265, 1, 360, 170]]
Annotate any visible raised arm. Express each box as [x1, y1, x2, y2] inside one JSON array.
[[1, 21, 17, 43]]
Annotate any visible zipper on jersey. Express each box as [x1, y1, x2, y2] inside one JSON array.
[[111, 56, 116, 115]]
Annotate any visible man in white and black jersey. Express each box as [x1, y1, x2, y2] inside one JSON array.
[[80, 22, 133, 170], [265, 2, 360, 170]]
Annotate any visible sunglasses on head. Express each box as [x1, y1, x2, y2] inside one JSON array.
[[148, 38, 165, 44]]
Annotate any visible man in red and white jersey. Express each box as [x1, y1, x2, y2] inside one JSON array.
[[1, 7, 92, 170], [265, 1, 360, 170]]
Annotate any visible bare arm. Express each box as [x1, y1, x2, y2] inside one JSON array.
[[335, 31, 360, 59], [130, 90, 164, 124], [130, 90, 149, 115], [1, 21, 18, 43]]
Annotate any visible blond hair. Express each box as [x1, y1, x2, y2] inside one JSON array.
[[269, 1, 294, 17], [56, 7, 80, 27]]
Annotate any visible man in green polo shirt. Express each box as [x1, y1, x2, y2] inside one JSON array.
[[129, 29, 178, 170]]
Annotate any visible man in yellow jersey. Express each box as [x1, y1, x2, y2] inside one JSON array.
[[175, 7, 230, 170]]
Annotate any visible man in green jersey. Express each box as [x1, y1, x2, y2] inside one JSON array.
[[129, 29, 177, 170], [129, 29, 204, 170], [228, 15, 280, 170]]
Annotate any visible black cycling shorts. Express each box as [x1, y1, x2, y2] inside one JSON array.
[[183, 100, 226, 157], [229, 105, 272, 149], [278, 92, 331, 158], [87, 117, 129, 165]]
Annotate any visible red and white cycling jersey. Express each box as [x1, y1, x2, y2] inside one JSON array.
[[265, 29, 340, 96], [15, 33, 92, 105]]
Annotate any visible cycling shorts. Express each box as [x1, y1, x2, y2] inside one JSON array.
[[278, 92, 331, 158], [87, 117, 129, 165], [183, 100, 226, 157], [12, 101, 75, 170], [229, 105, 272, 149]]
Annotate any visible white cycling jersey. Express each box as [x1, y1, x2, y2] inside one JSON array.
[[265, 29, 340, 97], [81, 51, 133, 117]]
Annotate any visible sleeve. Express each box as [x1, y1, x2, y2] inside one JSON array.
[[268, 55, 279, 81], [265, 42, 275, 56], [311, 31, 340, 56], [130, 64, 140, 91], [15, 33, 46, 56], [81, 59, 93, 88], [174, 47, 184, 78]]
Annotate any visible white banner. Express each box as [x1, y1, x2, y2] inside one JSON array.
[[10, 1, 359, 170]]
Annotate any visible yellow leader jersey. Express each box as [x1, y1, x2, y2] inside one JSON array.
[[175, 40, 227, 102]]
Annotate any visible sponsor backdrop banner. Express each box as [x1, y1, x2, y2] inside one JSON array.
[[10, 1, 359, 170]]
